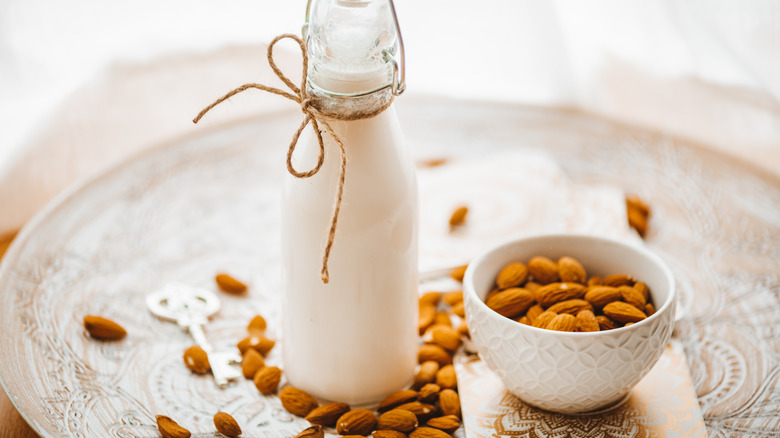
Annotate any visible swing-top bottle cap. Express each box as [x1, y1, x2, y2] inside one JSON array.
[[303, 0, 405, 116]]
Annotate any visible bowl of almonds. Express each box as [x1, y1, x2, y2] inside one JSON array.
[[462, 233, 676, 414]]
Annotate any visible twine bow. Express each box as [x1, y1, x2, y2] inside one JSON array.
[[193, 33, 356, 284]]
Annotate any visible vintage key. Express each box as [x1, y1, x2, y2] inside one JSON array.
[[146, 283, 243, 388]]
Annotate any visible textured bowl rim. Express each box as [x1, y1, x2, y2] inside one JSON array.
[[462, 233, 676, 337]]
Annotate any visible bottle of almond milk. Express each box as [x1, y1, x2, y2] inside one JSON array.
[[281, 0, 417, 406]]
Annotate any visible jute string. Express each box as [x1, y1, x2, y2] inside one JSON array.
[[193, 33, 392, 284]]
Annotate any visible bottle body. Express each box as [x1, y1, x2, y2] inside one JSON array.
[[281, 105, 418, 405]]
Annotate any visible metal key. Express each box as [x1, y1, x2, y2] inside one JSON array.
[[146, 283, 243, 388]]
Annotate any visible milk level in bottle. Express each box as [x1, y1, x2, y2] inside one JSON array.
[[281, 0, 418, 406]]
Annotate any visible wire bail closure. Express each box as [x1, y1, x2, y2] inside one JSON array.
[[302, 0, 406, 97]]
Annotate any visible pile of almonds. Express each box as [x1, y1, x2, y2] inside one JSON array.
[[485, 256, 655, 331]]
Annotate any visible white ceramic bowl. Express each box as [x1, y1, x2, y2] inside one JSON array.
[[462, 234, 676, 414]]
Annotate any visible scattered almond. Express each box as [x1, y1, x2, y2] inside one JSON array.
[[450, 302, 465, 318], [394, 402, 437, 420], [215, 273, 248, 294], [438, 390, 461, 418], [280, 387, 319, 417], [419, 292, 442, 307], [442, 291, 463, 307], [83, 315, 127, 341], [377, 409, 418, 433], [306, 402, 351, 427], [448, 206, 469, 227], [378, 390, 419, 412], [213, 412, 242, 437], [241, 349, 265, 379], [247, 315, 267, 332], [412, 361, 440, 390], [435, 365, 457, 390], [156, 415, 191, 438], [336, 409, 377, 436], [426, 415, 460, 434], [527, 256, 559, 284], [418, 304, 436, 335], [603, 302, 647, 323], [182, 345, 210, 374], [431, 326, 461, 352], [237, 334, 275, 356], [417, 384, 441, 404], [253, 366, 282, 394], [449, 265, 468, 283], [296, 425, 324, 438], [410, 427, 452, 438], [456, 320, 470, 339], [418, 345, 452, 367], [496, 262, 528, 289], [433, 311, 452, 328]]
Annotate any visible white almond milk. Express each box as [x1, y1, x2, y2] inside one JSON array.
[[281, 105, 418, 405]]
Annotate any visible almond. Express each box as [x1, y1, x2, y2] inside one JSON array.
[[627, 206, 649, 237], [603, 274, 635, 287], [426, 415, 460, 434], [419, 292, 442, 307], [587, 276, 603, 286], [575, 310, 600, 332], [456, 320, 470, 339], [531, 311, 557, 329], [247, 314, 267, 332], [433, 311, 452, 328], [280, 387, 319, 417], [603, 301, 647, 323], [448, 206, 468, 227], [182, 345, 210, 374], [438, 389, 461, 418], [619, 285, 647, 310], [306, 402, 351, 427], [496, 262, 528, 289], [442, 291, 464, 307], [418, 345, 452, 367], [417, 384, 440, 404], [418, 304, 436, 335], [645, 303, 656, 316], [584, 286, 622, 308], [596, 315, 619, 331], [215, 273, 247, 294], [527, 256, 559, 284], [241, 348, 265, 379], [633, 281, 650, 301], [516, 316, 530, 325], [156, 415, 191, 438], [546, 299, 593, 315], [378, 390, 419, 412], [536, 283, 587, 308], [373, 430, 408, 438], [557, 256, 587, 284], [394, 402, 437, 420], [435, 365, 457, 390], [296, 425, 324, 438], [525, 304, 544, 324], [237, 334, 276, 356], [524, 281, 542, 292], [410, 427, 452, 438], [450, 302, 465, 318], [213, 412, 242, 437], [377, 409, 418, 433], [449, 265, 468, 283], [254, 366, 282, 394], [412, 361, 440, 390], [83, 315, 127, 341], [485, 288, 534, 319], [431, 326, 461, 352], [546, 314, 577, 332], [337, 409, 377, 436]]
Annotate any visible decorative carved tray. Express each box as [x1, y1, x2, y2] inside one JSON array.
[[1, 99, 778, 437]]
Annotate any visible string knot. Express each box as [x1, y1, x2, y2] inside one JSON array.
[[192, 33, 365, 285]]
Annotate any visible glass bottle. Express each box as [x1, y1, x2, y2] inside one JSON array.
[[281, 0, 418, 405]]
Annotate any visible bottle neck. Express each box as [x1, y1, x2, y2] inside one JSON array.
[[307, 81, 394, 120]]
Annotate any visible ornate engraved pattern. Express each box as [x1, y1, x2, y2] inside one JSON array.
[[0, 100, 778, 435]]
